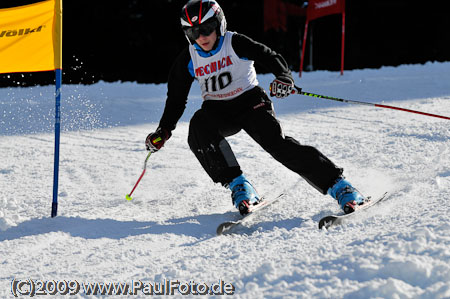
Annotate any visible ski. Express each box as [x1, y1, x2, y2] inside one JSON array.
[[318, 192, 389, 230], [216, 193, 285, 235]]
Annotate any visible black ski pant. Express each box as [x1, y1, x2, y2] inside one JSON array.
[[187, 86, 343, 194]]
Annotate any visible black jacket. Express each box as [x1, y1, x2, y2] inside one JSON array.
[[158, 32, 293, 132]]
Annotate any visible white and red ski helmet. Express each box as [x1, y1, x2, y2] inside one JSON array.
[[180, 0, 227, 44]]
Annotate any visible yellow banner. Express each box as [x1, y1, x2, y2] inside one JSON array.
[[0, 0, 62, 74]]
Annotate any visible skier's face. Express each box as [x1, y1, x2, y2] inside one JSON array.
[[195, 30, 217, 52]]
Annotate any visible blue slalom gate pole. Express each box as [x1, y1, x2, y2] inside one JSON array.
[[51, 68, 62, 218]]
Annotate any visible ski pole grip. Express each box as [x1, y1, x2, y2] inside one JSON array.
[[293, 85, 302, 94]]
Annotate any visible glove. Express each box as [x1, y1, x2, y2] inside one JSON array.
[[270, 77, 294, 99], [145, 128, 170, 152]]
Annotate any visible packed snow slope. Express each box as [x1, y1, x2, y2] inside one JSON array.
[[1, 62, 450, 298]]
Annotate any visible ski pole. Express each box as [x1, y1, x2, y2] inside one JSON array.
[[126, 151, 152, 201], [292, 85, 450, 121]]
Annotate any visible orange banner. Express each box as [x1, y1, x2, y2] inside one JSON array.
[[0, 0, 62, 74]]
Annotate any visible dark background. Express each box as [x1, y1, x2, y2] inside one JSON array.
[[1, 0, 449, 87]]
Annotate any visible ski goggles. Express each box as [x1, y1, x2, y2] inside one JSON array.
[[183, 19, 218, 41]]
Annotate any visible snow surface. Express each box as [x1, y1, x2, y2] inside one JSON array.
[[1, 62, 450, 298]]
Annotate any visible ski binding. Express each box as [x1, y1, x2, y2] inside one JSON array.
[[217, 193, 285, 235], [318, 192, 389, 230]]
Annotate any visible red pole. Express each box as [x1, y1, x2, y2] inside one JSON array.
[[341, 8, 345, 75], [128, 169, 146, 198], [293, 86, 450, 121], [299, 20, 309, 77], [126, 151, 152, 200], [374, 103, 450, 120]]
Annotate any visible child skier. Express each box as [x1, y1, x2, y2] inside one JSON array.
[[145, 0, 365, 215]]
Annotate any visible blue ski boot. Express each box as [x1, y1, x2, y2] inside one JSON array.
[[229, 174, 260, 215], [328, 177, 367, 214]]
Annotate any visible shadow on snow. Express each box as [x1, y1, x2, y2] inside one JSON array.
[[0, 213, 305, 241]]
